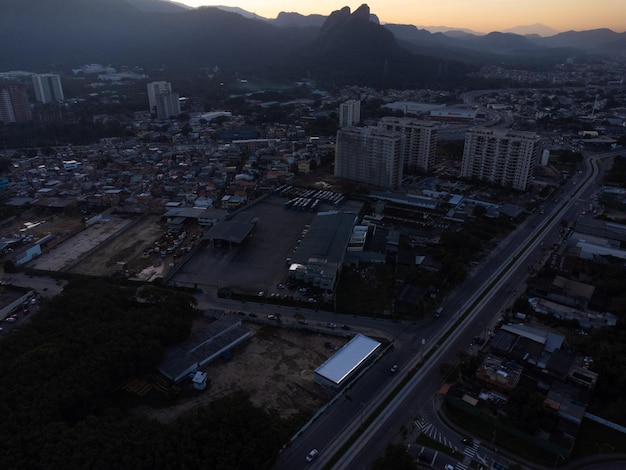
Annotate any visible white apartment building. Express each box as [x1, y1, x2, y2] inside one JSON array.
[[461, 128, 540, 191], [378, 117, 438, 172], [335, 127, 404, 189], [339, 99, 361, 128], [32, 74, 64, 103]]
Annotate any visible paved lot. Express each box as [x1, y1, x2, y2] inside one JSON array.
[[171, 196, 318, 296], [30, 216, 135, 272]]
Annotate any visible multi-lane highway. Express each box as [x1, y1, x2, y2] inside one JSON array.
[[270, 150, 622, 469]]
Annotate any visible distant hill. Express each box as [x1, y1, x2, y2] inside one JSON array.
[[127, 0, 190, 13], [213, 5, 269, 21], [531, 28, 626, 52], [419, 25, 485, 36], [502, 23, 559, 37], [272, 11, 327, 28], [278, 5, 470, 89], [0, 0, 622, 88], [0, 0, 307, 71]]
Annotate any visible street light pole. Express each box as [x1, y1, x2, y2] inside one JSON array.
[[553, 454, 565, 469], [359, 402, 366, 429]]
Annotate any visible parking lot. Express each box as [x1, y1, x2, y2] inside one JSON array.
[[171, 195, 318, 296]]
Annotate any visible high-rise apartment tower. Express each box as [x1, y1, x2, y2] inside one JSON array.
[[339, 99, 361, 128], [32, 74, 64, 104], [0, 85, 32, 123], [335, 127, 404, 189], [378, 117, 438, 172], [460, 127, 540, 191]]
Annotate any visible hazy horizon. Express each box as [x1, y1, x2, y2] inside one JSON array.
[[176, 1, 626, 34]]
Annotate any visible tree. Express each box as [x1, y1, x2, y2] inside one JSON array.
[[504, 388, 545, 434], [371, 443, 417, 470], [3, 259, 17, 273], [473, 204, 487, 218], [0, 280, 292, 468], [0, 156, 11, 173]]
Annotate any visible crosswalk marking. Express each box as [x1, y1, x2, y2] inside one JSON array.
[[415, 416, 484, 467]]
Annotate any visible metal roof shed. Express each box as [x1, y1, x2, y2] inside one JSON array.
[[314, 334, 381, 389]]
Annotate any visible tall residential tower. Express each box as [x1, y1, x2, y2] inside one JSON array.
[[339, 99, 361, 128], [335, 127, 404, 189], [32, 74, 64, 103], [378, 117, 438, 172], [147, 81, 180, 119], [0, 85, 32, 123], [461, 128, 540, 191]]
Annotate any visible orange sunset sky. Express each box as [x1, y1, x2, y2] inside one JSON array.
[[177, 1, 626, 34]]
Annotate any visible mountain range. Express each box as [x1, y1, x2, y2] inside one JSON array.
[[1, 0, 624, 89]]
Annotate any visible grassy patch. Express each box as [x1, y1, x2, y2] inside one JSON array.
[[335, 266, 394, 316], [571, 418, 626, 458]]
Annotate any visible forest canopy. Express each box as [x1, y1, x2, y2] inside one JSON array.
[[0, 280, 289, 469]]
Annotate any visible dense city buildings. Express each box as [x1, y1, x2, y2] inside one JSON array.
[[0, 84, 32, 123], [460, 127, 540, 191], [31, 73, 64, 104], [377, 117, 438, 172], [335, 126, 404, 189], [339, 99, 361, 128]]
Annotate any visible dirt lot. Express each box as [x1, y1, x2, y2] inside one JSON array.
[[138, 320, 348, 423], [69, 215, 165, 277]]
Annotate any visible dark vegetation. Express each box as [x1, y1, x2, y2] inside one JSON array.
[[0, 279, 289, 469], [571, 322, 626, 425], [371, 443, 417, 470], [604, 155, 626, 188]]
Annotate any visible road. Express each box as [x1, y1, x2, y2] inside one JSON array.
[[289, 150, 621, 470], [3, 149, 622, 469]]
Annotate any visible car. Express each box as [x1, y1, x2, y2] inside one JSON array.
[[461, 437, 473, 445], [257, 291, 265, 297], [305, 449, 319, 463], [267, 314, 278, 320], [444, 465, 455, 470], [340, 324, 350, 330], [248, 313, 258, 318], [390, 364, 398, 373], [326, 322, 337, 328]]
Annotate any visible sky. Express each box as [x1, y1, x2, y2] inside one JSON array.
[[176, 1, 626, 34]]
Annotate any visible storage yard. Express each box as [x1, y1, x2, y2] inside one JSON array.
[[137, 320, 348, 423]]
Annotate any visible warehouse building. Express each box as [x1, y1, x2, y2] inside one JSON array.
[[314, 334, 382, 389], [159, 315, 251, 383], [288, 211, 357, 290]]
